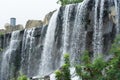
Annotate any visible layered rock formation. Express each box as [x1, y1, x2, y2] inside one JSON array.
[[25, 10, 56, 29], [43, 10, 57, 25], [25, 20, 43, 29], [0, 10, 55, 34]]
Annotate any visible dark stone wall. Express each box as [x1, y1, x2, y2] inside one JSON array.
[[0, 0, 119, 79]]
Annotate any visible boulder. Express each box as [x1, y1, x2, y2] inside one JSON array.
[[43, 10, 56, 25], [25, 20, 43, 29]]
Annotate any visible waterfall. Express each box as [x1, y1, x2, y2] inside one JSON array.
[[98, 0, 105, 55], [71, 0, 89, 64], [93, 0, 105, 58], [114, 0, 120, 33], [93, 0, 99, 57], [39, 10, 59, 76], [61, 4, 72, 65], [20, 28, 35, 77], [0, 0, 119, 79], [27, 29, 35, 76], [0, 31, 20, 80], [62, 5, 70, 59]]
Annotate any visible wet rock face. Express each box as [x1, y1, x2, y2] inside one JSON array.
[[0, 25, 48, 79], [84, 0, 118, 56], [0, 0, 119, 79], [20, 26, 48, 77], [0, 33, 11, 78]]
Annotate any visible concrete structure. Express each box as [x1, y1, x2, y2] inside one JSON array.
[[10, 17, 16, 26]]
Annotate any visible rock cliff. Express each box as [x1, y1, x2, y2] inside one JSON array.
[[25, 20, 43, 29], [0, 0, 119, 80]]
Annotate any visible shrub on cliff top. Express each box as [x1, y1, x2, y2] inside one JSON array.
[[57, 0, 83, 6]]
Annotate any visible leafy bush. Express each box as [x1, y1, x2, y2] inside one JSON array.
[[57, 0, 83, 6], [64, 53, 70, 67], [76, 34, 120, 80], [76, 56, 107, 80], [55, 34, 120, 80], [61, 64, 71, 80], [55, 70, 63, 80], [17, 73, 27, 80], [55, 53, 71, 80], [104, 34, 120, 80]]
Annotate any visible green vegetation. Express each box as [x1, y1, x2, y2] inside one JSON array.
[[55, 34, 120, 80], [76, 55, 107, 80], [17, 75, 27, 80], [11, 73, 27, 80], [57, 0, 83, 6], [55, 70, 63, 80], [55, 53, 71, 80], [16, 72, 27, 80], [105, 34, 120, 80], [0, 31, 4, 36], [0, 48, 2, 51], [76, 34, 120, 80]]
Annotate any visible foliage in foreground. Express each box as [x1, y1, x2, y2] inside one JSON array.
[[76, 34, 120, 80], [55, 34, 120, 80], [57, 0, 83, 6], [55, 53, 71, 80], [17, 73, 27, 80]]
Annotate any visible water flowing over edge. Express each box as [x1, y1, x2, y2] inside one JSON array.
[[1, 31, 20, 80]]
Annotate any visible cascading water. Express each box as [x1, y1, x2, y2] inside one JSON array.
[[114, 0, 120, 33], [93, 0, 105, 58], [61, 4, 73, 65], [0, 0, 119, 79], [98, 0, 105, 55], [0, 31, 20, 80], [62, 5, 71, 61], [39, 10, 59, 76], [20, 28, 35, 77], [39, 0, 90, 76], [71, 0, 89, 64], [27, 29, 35, 75], [93, 0, 99, 57]]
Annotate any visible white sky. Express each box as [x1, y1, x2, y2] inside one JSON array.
[[0, 0, 60, 29]]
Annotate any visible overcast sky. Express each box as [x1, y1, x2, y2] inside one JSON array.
[[0, 0, 60, 29]]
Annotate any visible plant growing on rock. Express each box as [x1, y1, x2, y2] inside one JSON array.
[[57, 0, 83, 6], [76, 34, 120, 80], [55, 34, 120, 80], [55, 70, 63, 80], [17, 72, 27, 80], [104, 34, 120, 80], [75, 51, 107, 80], [55, 53, 71, 80]]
